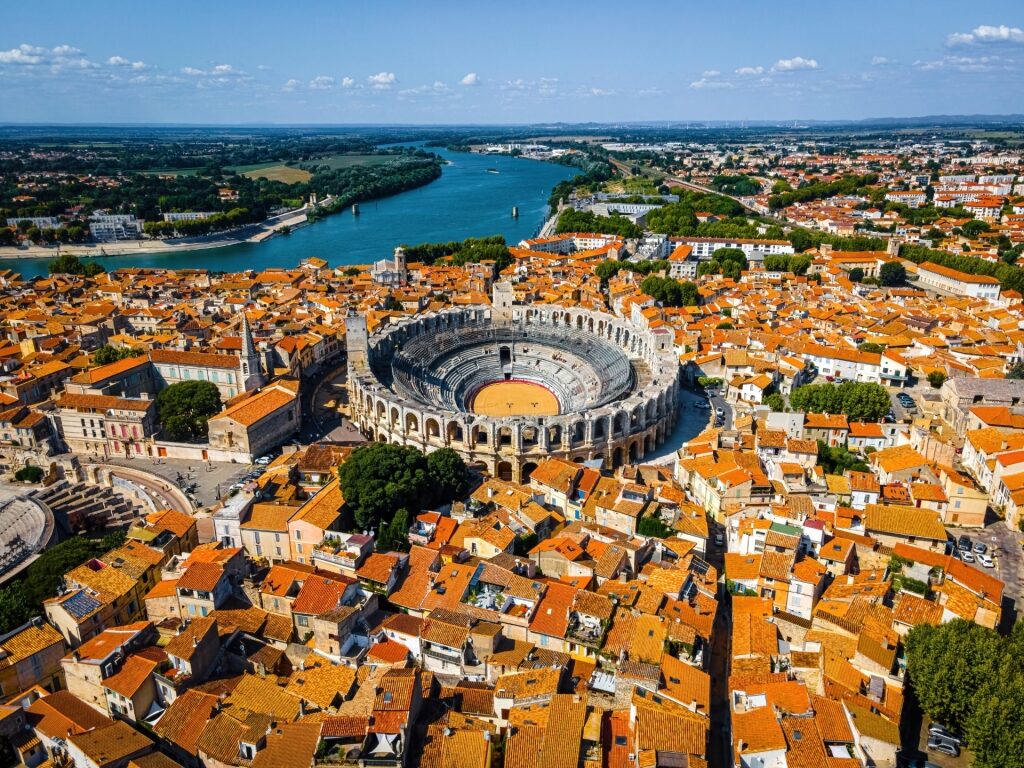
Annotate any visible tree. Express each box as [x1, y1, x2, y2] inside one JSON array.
[[967, 665, 1024, 768], [765, 393, 786, 412], [375, 508, 411, 553], [337, 443, 431, 532], [1007, 361, 1024, 380], [426, 448, 470, 506], [14, 465, 43, 483], [879, 261, 906, 286], [156, 381, 222, 441], [905, 619, 1009, 737], [962, 220, 991, 239], [92, 345, 143, 365], [640, 275, 699, 307], [858, 342, 885, 354], [789, 382, 891, 422], [49, 254, 104, 277], [848, 267, 864, 282], [927, 370, 947, 389]]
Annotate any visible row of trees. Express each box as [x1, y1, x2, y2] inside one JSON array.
[[306, 155, 442, 218], [48, 254, 105, 277], [555, 209, 643, 239], [697, 247, 748, 279], [337, 444, 470, 551], [639, 275, 699, 307], [767, 173, 879, 210], [788, 381, 892, 422], [906, 620, 1024, 768], [142, 207, 259, 238], [900, 243, 1024, 293], [763, 254, 813, 275], [594, 258, 669, 282], [710, 174, 761, 196], [401, 235, 513, 276], [92, 345, 143, 365]]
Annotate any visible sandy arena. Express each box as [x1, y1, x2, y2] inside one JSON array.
[[470, 380, 560, 416]]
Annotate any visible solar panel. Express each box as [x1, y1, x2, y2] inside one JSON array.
[[63, 590, 102, 619], [689, 557, 711, 576]]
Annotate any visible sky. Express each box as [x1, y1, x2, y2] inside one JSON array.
[[1, 0, 1023, 124]]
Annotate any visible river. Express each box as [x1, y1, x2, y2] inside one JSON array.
[[2, 147, 575, 278]]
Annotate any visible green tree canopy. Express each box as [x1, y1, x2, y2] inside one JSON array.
[[640, 275, 699, 307], [848, 267, 864, 282], [879, 261, 906, 286], [789, 381, 891, 422], [48, 254, 104, 277], [337, 444, 471, 534], [156, 380, 222, 441], [92, 345, 144, 365], [905, 619, 1013, 742], [927, 370, 947, 389], [426, 448, 470, 504]]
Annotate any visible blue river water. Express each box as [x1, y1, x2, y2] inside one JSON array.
[[3, 147, 575, 278]]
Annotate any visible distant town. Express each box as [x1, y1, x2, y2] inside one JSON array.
[[0, 121, 1023, 768]]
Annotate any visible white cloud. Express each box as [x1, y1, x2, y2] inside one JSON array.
[[368, 71, 396, 89], [212, 64, 235, 74], [459, 72, 480, 86], [948, 24, 1024, 46], [256, 64, 272, 71], [181, 66, 205, 76], [702, 69, 721, 77], [108, 55, 146, 70], [773, 56, 819, 71], [586, 87, 614, 96], [690, 77, 734, 90], [638, 86, 663, 97], [341, 76, 355, 88], [914, 55, 1008, 72], [309, 75, 335, 90], [0, 43, 84, 66], [282, 78, 301, 91], [871, 56, 895, 66], [735, 66, 764, 76]]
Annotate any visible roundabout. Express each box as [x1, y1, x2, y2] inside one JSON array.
[[346, 283, 680, 482]]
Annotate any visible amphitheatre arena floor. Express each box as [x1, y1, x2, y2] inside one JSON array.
[[470, 380, 560, 417]]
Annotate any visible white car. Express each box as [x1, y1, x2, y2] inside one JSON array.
[[255, 455, 272, 466], [961, 550, 975, 563], [978, 553, 995, 568]]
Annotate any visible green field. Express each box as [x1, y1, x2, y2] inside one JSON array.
[[230, 162, 311, 183], [305, 153, 394, 170]]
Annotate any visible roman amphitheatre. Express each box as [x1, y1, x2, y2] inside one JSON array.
[[347, 283, 680, 482]]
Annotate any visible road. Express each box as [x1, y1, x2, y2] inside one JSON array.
[[299, 360, 366, 445], [643, 386, 716, 466]]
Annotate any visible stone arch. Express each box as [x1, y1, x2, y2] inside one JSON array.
[[426, 418, 441, 439], [645, 433, 656, 453], [612, 447, 624, 468], [588, 317, 595, 333], [389, 406, 400, 426], [473, 425, 489, 446], [497, 461, 513, 482], [646, 399, 658, 422], [628, 441, 639, 464], [405, 412, 419, 434], [613, 411, 628, 436], [376, 400, 386, 420], [447, 421, 464, 443], [593, 417, 607, 441], [521, 462, 538, 483], [522, 426, 539, 449], [573, 456, 585, 463], [576, 315, 584, 330], [547, 424, 562, 447], [498, 426, 514, 447], [631, 405, 644, 429]]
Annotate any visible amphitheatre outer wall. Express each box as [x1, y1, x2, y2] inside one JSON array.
[[346, 300, 680, 483]]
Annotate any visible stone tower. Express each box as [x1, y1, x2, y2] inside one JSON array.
[[394, 246, 408, 285], [492, 281, 514, 324], [238, 311, 265, 392]]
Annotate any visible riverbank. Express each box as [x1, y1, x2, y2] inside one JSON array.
[[0, 147, 575, 279], [0, 203, 317, 261]]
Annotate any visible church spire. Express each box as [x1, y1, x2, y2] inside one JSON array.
[[240, 311, 256, 358]]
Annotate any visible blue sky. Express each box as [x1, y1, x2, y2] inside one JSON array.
[[1, 0, 1022, 124]]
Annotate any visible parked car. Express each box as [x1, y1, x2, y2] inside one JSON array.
[[958, 535, 972, 551], [928, 723, 961, 744], [961, 550, 975, 563], [255, 455, 273, 466], [973, 541, 987, 555], [715, 407, 724, 417], [978, 553, 995, 568], [927, 735, 960, 757], [714, 533, 725, 546]]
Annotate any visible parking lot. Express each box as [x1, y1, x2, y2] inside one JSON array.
[[952, 521, 1024, 625]]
